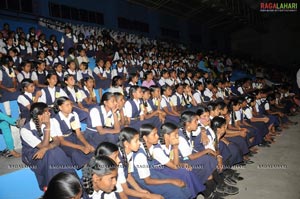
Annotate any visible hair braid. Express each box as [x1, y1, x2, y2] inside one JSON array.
[[118, 137, 128, 167], [33, 114, 43, 137], [82, 158, 96, 195], [141, 138, 153, 161]]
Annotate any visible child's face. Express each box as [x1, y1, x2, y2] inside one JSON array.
[[66, 76, 75, 86], [220, 107, 228, 115], [25, 83, 35, 93], [143, 91, 151, 100], [132, 76, 138, 83], [23, 64, 31, 72], [69, 62, 76, 70], [108, 151, 120, 165], [186, 116, 199, 131], [168, 129, 179, 144], [197, 85, 204, 91], [47, 75, 57, 86], [104, 96, 117, 110], [199, 112, 210, 126], [163, 73, 169, 79], [56, 65, 63, 72], [38, 63, 45, 71], [105, 61, 111, 69], [218, 124, 227, 136], [164, 87, 172, 97], [184, 85, 191, 93], [117, 96, 125, 109], [95, 169, 118, 193], [176, 86, 183, 94], [233, 104, 240, 111], [85, 79, 94, 88], [133, 88, 143, 99], [152, 89, 160, 98], [144, 128, 159, 145], [59, 100, 73, 114], [127, 134, 140, 152], [98, 60, 104, 67]]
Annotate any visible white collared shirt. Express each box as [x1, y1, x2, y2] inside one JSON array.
[[52, 112, 80, 136], [90, 105, 114, 127]]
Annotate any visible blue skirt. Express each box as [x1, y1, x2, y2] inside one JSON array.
[[226, 142, 243, 166], [226, 136, 249, 155], [131, 169, 193, 199], [22, 146, 76, 190], [165, 115, 180, 125], [61, 134, 93, 169], [183, 154, 217, 184], [156, 166, 205, 198]]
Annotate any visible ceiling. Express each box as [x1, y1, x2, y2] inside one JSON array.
[[127, 0, 266, 32]]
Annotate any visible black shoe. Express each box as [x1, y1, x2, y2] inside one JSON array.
[[224, 176, 237, 186], [205, 191, 226, 199], [275, 127, 282, 132], [231, 174, 244, 181], [258, 142, 270, 147], [216, 183, 239, 195], [243, 159, 254, 164]]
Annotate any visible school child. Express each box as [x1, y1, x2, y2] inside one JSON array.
[[63, 74, 89, 122], [95, 141, 160, 199], [109, 76, 124, 94], [43, 172, 82, 199], [53, 49, 67, 68], [225, 100, 253, 164], [82, 156, 118, 199], [40, 73, 68, 107], [160, 85, 180, 124], [193, 82, 206, 106], [75, 48, 89, 67], [125, 73, 139, 96], [81, 76, 97, 109], [77, 62, 93, 83], [142, 87, 166, 123], [17, 79, 42, 122], [142, 70, 156, 88], [101, 60, 113, 91], [64, 61, 78, 82], [93, 58, 106, 98], [60, 26, 77, 56], [54, 63, 65, 86], [178, 111, 239, 197], [158, 70, 170, 87], [182, 83, 197, 108], [149, 123, 206, 198], [0, 56, 20, 116], [0, 110, 21, 158], [112, 60, 127, 79], [115, 92, 127, 127], [17, 61, 33, 83], [20, 102, 76, 190], [184, 70, 194, 88], [85, 92, 120, 146], [171, 84, 186, 113], [123, 125, 191, 199], [32, 60, 48, 89], [8, 48, 22, 71], [124, 86, 161, 131], [52, 97, 94, 168]]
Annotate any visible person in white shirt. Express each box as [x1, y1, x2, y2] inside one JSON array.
[[82, 156, 118, 199]]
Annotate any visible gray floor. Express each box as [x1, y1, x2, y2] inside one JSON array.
[[1, 115, 300, 198]]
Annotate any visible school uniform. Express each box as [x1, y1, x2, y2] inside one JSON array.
[[40, 86, 67, 108], [160, 95, 180, 124], [85, 105, 119, 146], [108, 86, 124, 95], [53, 56, 67, 68], [17, 71, 33, 84], [178, 128, 217, 184], [112, 67, 127, 79], [20, 119, 76, 190], [124, 98, 161, 131], [63, 86, 89, 122], [64, 69, 78, 82], [17, 91, 35, 123], [52, 111, 93, 168], [87, 190, 118, 199], [32, 70, 48, 87], [93, 66, 104, 89], [151, 143, 205, 198], [0, 65, 20, 103], [101, 69, 113, 90], [203, 88, 213, 102], [61, 33, 77, 56], [131, 144, 193, 199], [77, 69, 93, 82], [81, 86, 97, 109]]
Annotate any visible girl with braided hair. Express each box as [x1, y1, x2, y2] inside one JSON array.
[[20, 102, 76, 190], [178, 111, 239, 198], [82, 156, 118, 199], [131, 123, 192, 199], [52, 97, 94, 169], [118, 127, 162, 199], [146, 122, 205, 198]]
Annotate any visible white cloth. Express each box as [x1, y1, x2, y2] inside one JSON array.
[[51, 112, 80, 136]]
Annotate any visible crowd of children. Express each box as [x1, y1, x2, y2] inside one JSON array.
[[0, 21, 299, 199]]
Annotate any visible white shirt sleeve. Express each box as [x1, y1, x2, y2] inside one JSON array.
[[133, 152, 151, 179], [171, 95, 178, 106], [17, 73, 24, 83], [160, 97, 167, 108], [51, 118, 63, 136], [20, 127, 41, 148], [152, 147, 170, 165], [235, 111, 241, 121], [178, 136, 192, 158], [124, 101, 132, 118], [0, 70, 3, 81], [117, 163, 127, 184], [193, 92, 201, 104], [90, 107, 102, 127], [244, 108, 253, 119], [237, 87, 244, 95], [264, 102, 270, 110], [31, 71, 38, 81], [17, 95, 30, 107]]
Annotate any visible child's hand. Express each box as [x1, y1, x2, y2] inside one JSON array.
[[41, 111, 51, 126], [205, 149, 217, 157], [35, 90, 42, 98], [148, 194, 164, 199], [171, 179, 185, 187], [81, 146, 90, 154], [201, 130, 210, 146], [170, 136, 179, 146], [33, 148, 47, 159], [87, 144, 95, 153]]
